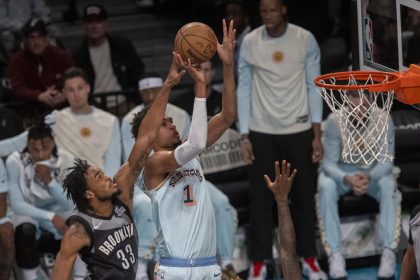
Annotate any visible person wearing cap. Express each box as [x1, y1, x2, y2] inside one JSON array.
[[121, 74, 191, 162], [7, 18, 74, 115], [72, 4, 145, 117], [47, 67, 122, 177]]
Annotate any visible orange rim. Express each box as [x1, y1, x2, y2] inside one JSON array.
[[314, 70, 401, 92]]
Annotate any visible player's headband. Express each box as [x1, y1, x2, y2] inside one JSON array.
[[138, 77, 163, 91]]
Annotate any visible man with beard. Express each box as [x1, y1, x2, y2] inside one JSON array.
[[50, 52, 187, 280], [316, 91, 400, 279]]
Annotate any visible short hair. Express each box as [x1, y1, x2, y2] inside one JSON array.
[[63, 67, 89, 84], [225, 0, 249, 16], [26, 124, 57, 156], [130, 105, 151, 139], [63, 159, 90, 211]]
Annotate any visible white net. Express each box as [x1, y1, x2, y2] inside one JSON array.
[[317, 73, 395, 166]]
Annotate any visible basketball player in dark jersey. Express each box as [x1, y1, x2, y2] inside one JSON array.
[[51, 52, 187, 280]]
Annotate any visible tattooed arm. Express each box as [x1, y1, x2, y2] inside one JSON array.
[[115, 52, 186, 209], [264, 161, 301, 280], [51, 222, 91, 280]]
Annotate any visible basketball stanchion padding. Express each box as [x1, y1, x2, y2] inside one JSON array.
[[314, 64, 420, 166]]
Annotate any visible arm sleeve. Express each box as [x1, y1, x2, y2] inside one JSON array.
[[49, 179, 75, 211], [369, 118, 395, 181], [174, 98, 207, 166], [180, 112, 191, 142], [6, 158, 55, 220], [305, 33, 323, 123], [237, 40, 253, 135], [103, 119, 122, 176], [321, 116, 348, 184], [0, 160, 7, 194], [0, 131, 28, 157], [121, 116, 135, 162]]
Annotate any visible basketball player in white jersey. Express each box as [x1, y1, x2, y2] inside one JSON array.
[[132, 19, 236, 279]]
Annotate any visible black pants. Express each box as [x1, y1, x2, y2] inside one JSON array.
[[248, 129, 318, 260], [15, 223, 61, 269]]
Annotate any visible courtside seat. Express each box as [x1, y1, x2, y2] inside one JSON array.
[[338, 193, 379, 217], [392, 110, 420, 211], [215, 179, 250, 227]]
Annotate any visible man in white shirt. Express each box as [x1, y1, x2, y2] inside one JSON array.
[[72, 4, 144, 116]]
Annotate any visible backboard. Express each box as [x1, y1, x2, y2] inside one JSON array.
[[356, 0, 420, 72]]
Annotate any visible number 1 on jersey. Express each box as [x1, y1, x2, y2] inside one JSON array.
[[183, 185, 197, 206]]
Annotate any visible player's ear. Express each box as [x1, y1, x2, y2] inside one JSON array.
[[84, 190, 94, 200], [281, 5, 287, 16]]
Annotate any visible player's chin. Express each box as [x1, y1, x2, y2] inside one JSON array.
[[112, 188, 122, 198]]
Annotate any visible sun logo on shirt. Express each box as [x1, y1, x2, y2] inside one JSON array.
[[80, 127, 92, 138], [272, 51, 284, 63]]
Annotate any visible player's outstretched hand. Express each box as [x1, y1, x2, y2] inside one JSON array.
[[217, 19, 236, 66], [264, 160, 297, 202], [180, 57, 206, 85], [164, 51, 187, 88]]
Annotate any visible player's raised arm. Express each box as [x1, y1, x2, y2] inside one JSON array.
[[51, 222, 91, 280], [206, 19, 237, 147], [143, 59, 208, 185], [264, 160, 301, 280], [115, 52, 186, 207]]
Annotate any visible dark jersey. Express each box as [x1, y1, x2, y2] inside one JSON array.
[[66, 198, 138, 280]]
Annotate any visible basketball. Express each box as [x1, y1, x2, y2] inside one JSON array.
[[174, 22, 217, 66]]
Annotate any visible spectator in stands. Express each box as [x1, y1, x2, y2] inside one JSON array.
[[47, 67, 122, 177], [121, 74, 190, 161], [5, 124, 76, 280], [317, 92, 401, 279], [171, 59, 222, 117], [224, 0, 251, 80], [122, 74, 241, 280], [72, 4, 145, 116], [237, 0, 325, 279], [0, 159, 14, 280], [7, 18, 74, 114], [400, 204, 420, 280]]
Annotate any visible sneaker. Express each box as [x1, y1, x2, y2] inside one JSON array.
[[222, 264, 242, 280], [301, 257, 328, 280], [378, 249, 396, 279], [247, 262, 267, 280], [328, 252, 347, 279]]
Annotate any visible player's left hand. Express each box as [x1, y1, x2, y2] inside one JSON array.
[[51, 91, 67, 106], [217, 19, 236, 66], [35, 164, 52, 185], [264, 160, 297, 202], [312, 136, 323, 163]]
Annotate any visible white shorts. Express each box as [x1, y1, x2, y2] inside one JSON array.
[[154, 258, 221, 280]]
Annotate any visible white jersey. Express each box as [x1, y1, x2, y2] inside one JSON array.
[[142, 157, 216, 259]]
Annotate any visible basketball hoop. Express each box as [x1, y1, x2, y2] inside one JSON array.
[[315, 64, 420, 166]]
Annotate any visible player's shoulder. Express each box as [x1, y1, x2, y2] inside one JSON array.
[[62, 220, 92, 250], [245, 25, 264, 40], [410, 205, 420, 221]]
